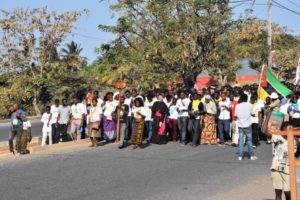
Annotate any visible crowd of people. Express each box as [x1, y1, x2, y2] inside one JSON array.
[[6, 83, 295, 156], [7, 82, 300, 200]]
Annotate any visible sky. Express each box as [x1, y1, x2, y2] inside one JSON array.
[[1, 0, 300, 64]]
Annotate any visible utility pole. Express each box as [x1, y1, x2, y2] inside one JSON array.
[[267, 0, 272, 68]]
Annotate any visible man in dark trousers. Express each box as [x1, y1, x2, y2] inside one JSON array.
[[7, 104, 25, 155]]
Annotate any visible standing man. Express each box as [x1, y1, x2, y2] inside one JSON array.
[[235, 94, 258, 161], [58, 99, 71, 142], [230, 92, 239, 146], [145, 93, 156, 144], [93, 90, 104, 108], [70, 97, 87, 141], [218, 92, 232, 146], [124, 90, 132, 140], [189, 94, 205, 147], [48, 99, 61, 144], [115, 96, 129, 149], [176, 91, 190, 145], [7, 104, 25, 155], [250, 95, 261, 148]]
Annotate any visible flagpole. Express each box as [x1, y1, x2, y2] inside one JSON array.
[[258, 64, 266, 100], [295, 57, 300, 85]]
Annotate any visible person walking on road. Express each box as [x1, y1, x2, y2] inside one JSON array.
[[88, 98, 102, 147], [7, 104, 26, 155], [201, 95, 218, 145], [20, 116, 32, 154], [235, 94, 258, 161], [48, 99, 61, 144], [58, 99, 71, 142], [265, 120, 300, 200], [176, 91, 190, 145], [41, 106, 52, 146], [70, 97, 87, 141], [115, 96, 129, 149], [131, 97, 147, 150], [217, 92, 232, 146]]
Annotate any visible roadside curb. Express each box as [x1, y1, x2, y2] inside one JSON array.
[[0, 138, 110, 159]]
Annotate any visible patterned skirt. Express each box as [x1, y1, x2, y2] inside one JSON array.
[[20, 130, 28, 153], [131, 119, 144, 145], [200, 114, 217, 145]]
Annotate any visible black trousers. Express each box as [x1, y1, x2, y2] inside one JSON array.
[[291, 118, 300, 128], [188, 118, 201, 145], [58, 124, 68, 142], [51, 124, 59, 144], [9, 126, 22, 153], [252, 123, 259, 146]]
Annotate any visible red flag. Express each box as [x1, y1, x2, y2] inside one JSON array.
[[261, 65, 267, 88]]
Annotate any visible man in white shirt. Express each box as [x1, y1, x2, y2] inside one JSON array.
[[70, 97, 87, 141], [176, 91, 191, 145], [58, 99, 71, 142], [41, 106, 52, 146], [250, 95, 261, 148], [48, 99, 61, 144], [218, 92, 232, 146], [235, 94, 257, 161]]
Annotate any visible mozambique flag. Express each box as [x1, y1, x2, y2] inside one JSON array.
[[261, 65, 267, 87], [258, 67, 292, 101], [258, 86, 269, 102]]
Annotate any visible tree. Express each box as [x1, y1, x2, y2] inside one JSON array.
[[61, 41, 87, 71], [98, 0, 234, 88], [0, 7, 88, 115]]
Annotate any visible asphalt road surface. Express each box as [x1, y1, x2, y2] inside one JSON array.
[[0, 119, 43, 142], [0, 142, 282, 200]]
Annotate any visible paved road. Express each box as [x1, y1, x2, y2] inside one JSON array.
[[0, 142, 279, 200], [0, 119, 43, 142]]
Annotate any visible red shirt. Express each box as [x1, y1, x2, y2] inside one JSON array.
[[231, 100, 238, 120]]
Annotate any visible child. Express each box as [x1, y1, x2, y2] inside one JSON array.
[[41, 106, 52, 146]]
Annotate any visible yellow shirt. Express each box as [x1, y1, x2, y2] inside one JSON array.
[[192, 100, 201, 111]]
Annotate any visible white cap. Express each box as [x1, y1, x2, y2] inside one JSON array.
[[270, 92, 279, 99], [204, 95, 211, 100]]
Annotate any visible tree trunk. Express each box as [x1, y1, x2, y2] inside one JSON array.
[[33, 93, 41, 116]]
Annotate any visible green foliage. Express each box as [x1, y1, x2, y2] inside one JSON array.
[[0, 7, 89, 117], [97, 0, 234, 88]]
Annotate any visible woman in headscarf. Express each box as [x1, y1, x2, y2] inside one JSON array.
[[201, 95, 218, 145], [151, 92, 169, 144], [102, 92, 117, 142], [131, 97, 147, 150]]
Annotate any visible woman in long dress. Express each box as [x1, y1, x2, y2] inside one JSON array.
[[201, 95, 218, 145], [131, 97, 147, 150], [151, 93, 169, 144], [103, 92, 117, 142]]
